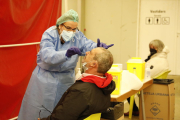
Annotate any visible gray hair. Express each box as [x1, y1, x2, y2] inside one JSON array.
[[149, 39, 165, 52], [93, 47, 113, 74]]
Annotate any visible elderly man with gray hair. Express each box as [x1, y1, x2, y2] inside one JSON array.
[[38, 47, 115, 120], [145, 39, 170, 78]]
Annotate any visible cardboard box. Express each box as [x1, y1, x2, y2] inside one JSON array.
[[139, 83, 175, 120]]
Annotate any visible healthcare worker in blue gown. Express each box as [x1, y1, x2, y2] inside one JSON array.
[[18, 9, 114, 120]]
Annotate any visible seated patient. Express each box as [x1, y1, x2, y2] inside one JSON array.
[[39, 47, 115, 120], [145, 39, 170, 78], [125, 39, 170, 117]]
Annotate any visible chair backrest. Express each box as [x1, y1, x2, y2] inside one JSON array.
[[154, 70, 171, 79], [84, 113, 101, 120]]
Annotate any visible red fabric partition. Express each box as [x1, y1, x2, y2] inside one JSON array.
[[0, 0, 62, 119]]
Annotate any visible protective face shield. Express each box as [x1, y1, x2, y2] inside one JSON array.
[[60, 30, 75, 42]]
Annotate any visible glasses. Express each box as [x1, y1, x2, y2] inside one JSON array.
[[39, 105, 52, 119], [62, 24, 79, 32]]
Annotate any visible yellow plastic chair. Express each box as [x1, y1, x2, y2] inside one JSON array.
[[154, 70, 171, 79], [129, 95, 135, 119], [84, 113, 101, 120]]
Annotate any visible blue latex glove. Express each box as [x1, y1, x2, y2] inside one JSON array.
[[66, 46, 81, 57], [97, 38, 114, 49]]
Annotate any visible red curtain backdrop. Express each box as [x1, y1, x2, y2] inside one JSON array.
[[0, 0, 62, 119]]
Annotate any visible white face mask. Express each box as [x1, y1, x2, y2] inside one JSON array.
[[82, 61, 92, 72], [60, 30, 75, 42]]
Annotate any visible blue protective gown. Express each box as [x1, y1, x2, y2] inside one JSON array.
[[18, 26, 97, 120]]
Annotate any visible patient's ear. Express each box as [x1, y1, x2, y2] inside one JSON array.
[[91, 60, 98, 68]]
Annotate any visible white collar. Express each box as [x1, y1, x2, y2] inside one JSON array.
[[77, 73, 106, 80]]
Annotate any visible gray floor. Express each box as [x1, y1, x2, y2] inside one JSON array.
[[124, 75, 180, 120]]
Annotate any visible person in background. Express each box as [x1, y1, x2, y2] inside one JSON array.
[[38, 47, 115, 120], [125, 39, 170, 116], [18, 9, 114, 120], [145, 39, 170, 78]]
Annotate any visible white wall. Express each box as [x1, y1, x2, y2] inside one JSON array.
[[177, 0, 180, 74], [61, 0, 138, 70], [61, 0, 77, 14], [84, 0, 138, 70], [61, 0, 85, 31]]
